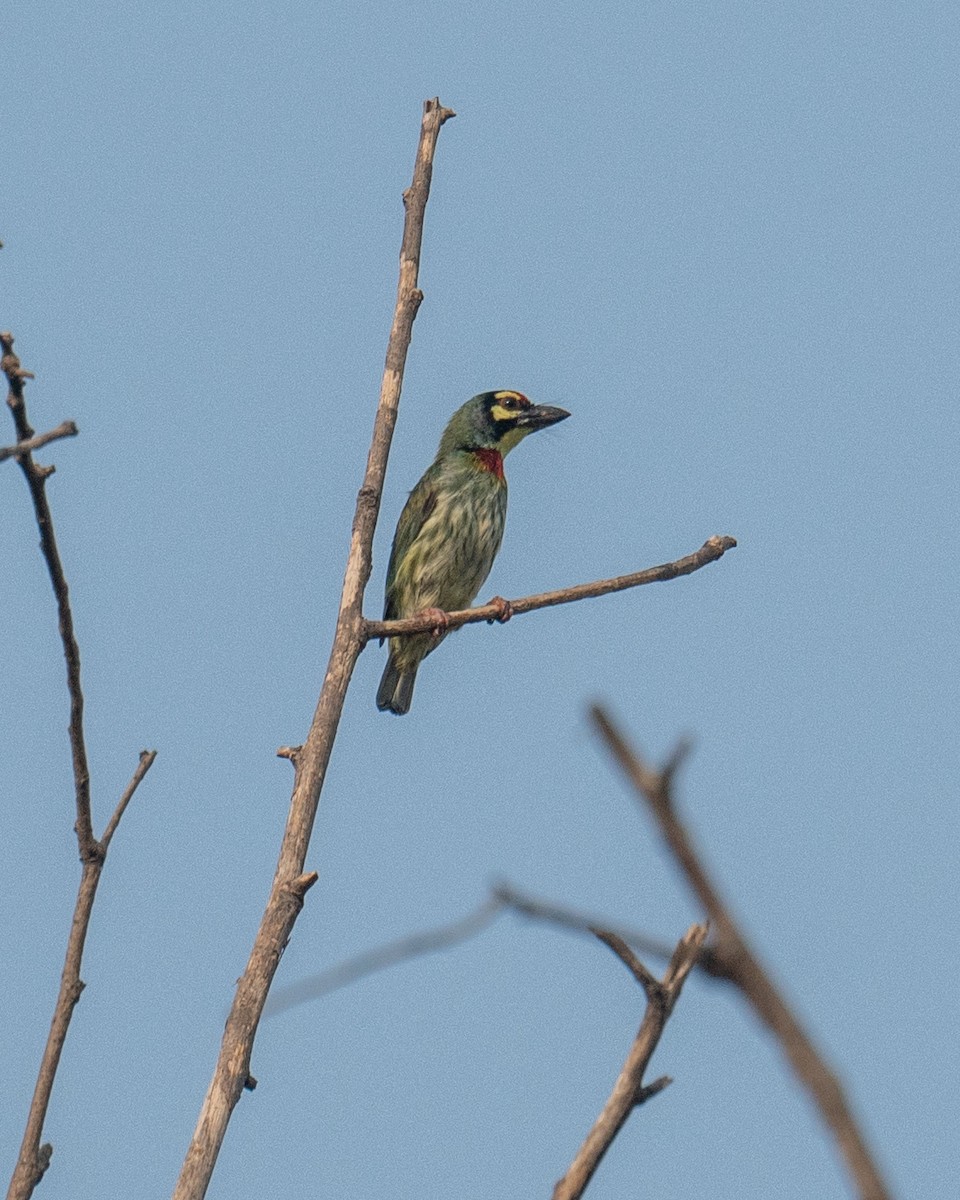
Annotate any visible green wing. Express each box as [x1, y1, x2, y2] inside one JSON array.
[[383, 465, 440, 621]]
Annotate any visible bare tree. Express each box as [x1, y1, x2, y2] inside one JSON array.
[[6, 99, 754, 1200]]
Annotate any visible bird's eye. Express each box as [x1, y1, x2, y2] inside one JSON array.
[[502, 397, 517, 410]]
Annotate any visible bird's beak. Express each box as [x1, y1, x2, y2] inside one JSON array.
[[515, 404, 571, 431]]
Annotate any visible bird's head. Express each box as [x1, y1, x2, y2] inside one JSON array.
[[438, 391, 570, 458]]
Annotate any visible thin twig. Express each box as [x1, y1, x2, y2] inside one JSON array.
[[590, 705, 892, 1200], [265, 896, 504, 1017], [3, 334, 156, 1200], [590, 929, 661, 996], [101, 751, 158, 850], [0, 420, 78, 462], [362, 535, 737, 642], [171, 97, 456, 1200], [552, 923, 708, 1200]]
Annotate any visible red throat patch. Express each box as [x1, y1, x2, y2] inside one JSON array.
[[471, 448, 505, 482]]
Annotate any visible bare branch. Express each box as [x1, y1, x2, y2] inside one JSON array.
[[265, 896, 503, 1017], [0, 420, 78, 462], [362, 535, 737, 642], [4, 333, 157, 1200], [171, 97, 456, 1200], [552, 923, 708, 1200], [591, 705, 892, 1200]]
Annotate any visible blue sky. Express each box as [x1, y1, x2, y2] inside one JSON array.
[[2, 1, 957, 1196]]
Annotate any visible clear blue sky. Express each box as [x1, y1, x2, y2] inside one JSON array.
[[2, 1, 957, 1196]]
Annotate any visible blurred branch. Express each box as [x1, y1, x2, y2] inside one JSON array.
[[3, 333, 156, 1200], [0, 419, 78, 462], [265, 896, 503, 1017], [590, 705, 891, 1200], [362, 535, 737, 641], [265, 882, 732, 1019], [553, 923, 708, 1200], [493, 882, 727, 979], [171, 97, 456, 1200]]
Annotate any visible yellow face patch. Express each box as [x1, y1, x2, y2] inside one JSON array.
[[490, 390, 528, 424]]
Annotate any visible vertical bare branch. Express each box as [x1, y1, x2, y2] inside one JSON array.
[[553, 924, 708, 1200], [591, 705, 891, 1200], [2, 332, 93, 852], [170, 97, 455, 1200], [3, 334, 156, 1200]]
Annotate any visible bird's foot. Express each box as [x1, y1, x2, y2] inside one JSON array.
[[485, 595, 514, 624], [417, 607, 449, 638]]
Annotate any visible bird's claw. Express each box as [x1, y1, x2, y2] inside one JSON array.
[[486, 595, 514, 624], [419, 607, 449, 638]]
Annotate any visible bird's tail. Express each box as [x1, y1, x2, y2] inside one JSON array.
[[376, 655, 418, 715]]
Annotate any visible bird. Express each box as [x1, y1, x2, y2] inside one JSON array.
[[376, 390, 570, 714]]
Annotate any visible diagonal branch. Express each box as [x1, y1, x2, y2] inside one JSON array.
[[170, 97, 456, 1200], [591, 705, 892, 1200], [362, 535, 737, 641], [590, 928, 661, 997], [3, 334, 157, 1200], [552, 923, 708, 1200]]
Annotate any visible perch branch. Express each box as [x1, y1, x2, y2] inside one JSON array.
[[362, 535, 737, 641], [591, 705, 891, 1200], [552, 923, 708, 1200], [171, 97, 456, 1200], [3, 333, 156, 1200]]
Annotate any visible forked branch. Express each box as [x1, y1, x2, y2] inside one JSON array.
[[3, 335, 156, 1200], [591, 705, 891, 1200]]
